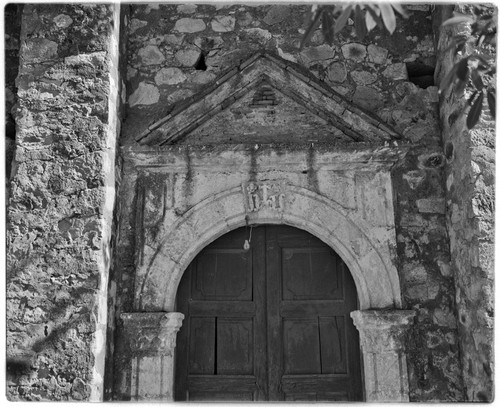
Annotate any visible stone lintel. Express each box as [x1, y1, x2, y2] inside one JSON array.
[[120, 312, 184, 355]]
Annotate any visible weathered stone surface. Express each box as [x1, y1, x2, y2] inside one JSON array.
[[138, 45, 165, 65], [382, 63, 408, 80], [351, 70, 377, 85], [21, 38, 58, 62], [177, 4, 196, 14], [263, 5, 291, 25], [7, 3, 121, 402], [175, 48, 200, 66], [129, 82, 160, 106], [341, 43, 367, 61], [300, 44, 335, 65], [353, 86, 384, 110], [129, 18, 148, 33], [367, 44, 389, 64], [416, 198, 446, 214], [211, 15, 235, 32], [173, 18, 206, 33], [53, 14, 73, 28], [191, 71, 216, 85], [327, 62, 347, 82], [155, 67, 187, 85]]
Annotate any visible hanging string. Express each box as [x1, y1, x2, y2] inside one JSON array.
[[244, 218, 253, 251]]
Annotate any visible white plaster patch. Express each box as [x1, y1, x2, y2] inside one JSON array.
[[129, 82, 160, 107]]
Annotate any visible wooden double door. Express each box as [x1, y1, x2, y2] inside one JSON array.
[[175, 225, 362, 401]]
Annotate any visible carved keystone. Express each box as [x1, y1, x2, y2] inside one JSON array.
[[351, 309, 416, 402], [119, 312, 184, 400]]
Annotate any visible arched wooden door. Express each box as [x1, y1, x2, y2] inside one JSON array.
[[174, 225, 363, 401]]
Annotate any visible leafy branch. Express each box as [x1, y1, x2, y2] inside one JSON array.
[[439, 6, 496, 128], [301, 4, 496, 130]]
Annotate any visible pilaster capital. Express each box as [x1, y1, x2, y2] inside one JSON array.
[[351, 309, 416, 352], [120, 312, 184, 355]]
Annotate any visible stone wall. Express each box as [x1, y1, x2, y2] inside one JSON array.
[[435, 5, 495, 401], [6, 4, 122, 401], [121, 3, 439, 146]]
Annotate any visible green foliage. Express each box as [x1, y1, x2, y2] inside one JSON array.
[[439, 6, 496, 128], [301, 3, 408, 48], [301, 4, 497, 129]]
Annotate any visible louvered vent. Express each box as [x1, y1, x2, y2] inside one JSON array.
[[249, 83, 278, 108]]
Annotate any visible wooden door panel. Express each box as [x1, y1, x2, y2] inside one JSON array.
[[283, 318, 321, 374], [282, 247, 343, 300], [217, 318, 254, 375], [188, 317, 215, 375], [319, 316, 348, 374], [192, 249, 252, 301]]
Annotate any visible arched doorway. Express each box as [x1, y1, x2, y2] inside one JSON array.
[[174, 225, 363, 401]]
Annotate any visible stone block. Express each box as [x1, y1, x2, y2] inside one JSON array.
[[130, 18, 148, 33], [367, 44, 388, 64], [327, 62, 347, 82], [352, 86, 384, 111], [174, 18, 206, 33], [175, 49, 201, 67], [53, 14, 73, 28], [138, 45, 165, 66], [211, 16, 235, 32], [341, 43, 367, 61], [351, 70, 377, 85], [300, 44, 335, 65], [155, 68, 187, 85], [129, 82, 160, 107], [382, 63, 408, 81]]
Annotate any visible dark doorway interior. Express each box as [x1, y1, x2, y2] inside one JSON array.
[[175, 225, 363, 401]]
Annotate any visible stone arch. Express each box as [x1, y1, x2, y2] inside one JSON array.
[[135, 184, 402, 312]]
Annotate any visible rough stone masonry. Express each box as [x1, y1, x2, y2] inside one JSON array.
[[5, 3, 494, 402]]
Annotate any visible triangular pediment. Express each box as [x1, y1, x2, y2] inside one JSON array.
[[136, 51, 401, 146]]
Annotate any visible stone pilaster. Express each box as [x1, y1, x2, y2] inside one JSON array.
[[116, 312, 184, 401], [351, 310, 416, 402]]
